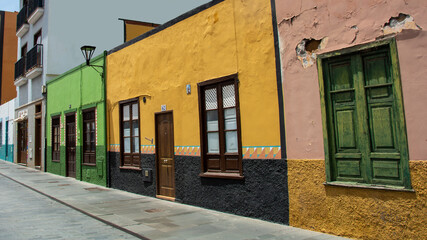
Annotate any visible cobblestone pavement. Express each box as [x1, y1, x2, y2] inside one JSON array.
[[0, 174, 138, 240], [0, 161, 350, 240]]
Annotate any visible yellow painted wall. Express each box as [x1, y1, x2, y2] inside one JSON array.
[[125, 22, 157, 42], [107, 0, 280, 151], [288, 159, 427, 240]]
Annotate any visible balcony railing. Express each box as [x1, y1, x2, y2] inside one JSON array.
[[26, 44, 43, 72], [15, 57, 26, 79], [16, 5, 28, 31], [28, 0, 44, 17]]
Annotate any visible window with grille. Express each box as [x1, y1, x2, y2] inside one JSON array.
[[51, 116, 60, 162], [198, 75, 242, 178], [83, 109, 96, 165], [120, 98, 140, 168]]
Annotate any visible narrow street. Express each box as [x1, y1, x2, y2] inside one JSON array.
[[0, 173, 138, 240], [0, 161, 347, 240]]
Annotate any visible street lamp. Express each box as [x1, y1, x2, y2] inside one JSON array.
[[81, 45, 96, 66], [80, 45, 103, 76]]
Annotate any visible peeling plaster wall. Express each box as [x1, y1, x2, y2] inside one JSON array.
[[275, 0, 427, 239], [277, 0, 427, 160]]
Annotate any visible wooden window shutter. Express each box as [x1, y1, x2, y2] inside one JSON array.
[[321, 43, 409, 188]]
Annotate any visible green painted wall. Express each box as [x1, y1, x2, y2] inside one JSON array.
[[46, 54, 107, 186]]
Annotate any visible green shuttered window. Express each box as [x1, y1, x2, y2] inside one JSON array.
[[318, 39, 411, 189]]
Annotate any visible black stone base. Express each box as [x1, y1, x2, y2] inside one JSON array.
[[175, 156, 289, 224], [109, 152, 156, 197], [108, 152, 289, 224]]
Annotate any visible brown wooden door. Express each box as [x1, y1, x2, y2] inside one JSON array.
[[17, 120, 28, 164], [155, 111, 175, 199], [34, 118, 41, 167], [66, 115, 76, 178]]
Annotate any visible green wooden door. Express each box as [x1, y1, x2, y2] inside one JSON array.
[[325, 55, 365, 183], [323, 45, 409, 187]]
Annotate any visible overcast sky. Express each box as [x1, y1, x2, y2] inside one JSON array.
[[0, 0, 210, 23], [0, 0, 19, 12]]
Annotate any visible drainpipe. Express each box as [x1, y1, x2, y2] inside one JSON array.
[[269, 0, 286, 159], [80, 64, 83, 181], [103, 51, 110, 188], [44, 85, 47, 172]]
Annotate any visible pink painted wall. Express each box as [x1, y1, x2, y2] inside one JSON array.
[[275, 0, 427, 160]]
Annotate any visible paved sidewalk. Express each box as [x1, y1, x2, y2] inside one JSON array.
[[0, 161, 349, 240], [0, 173, 138, 240]]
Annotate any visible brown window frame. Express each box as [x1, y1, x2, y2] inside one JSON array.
[[82, 108, 96, 166], [198, 74, 243, 179], [119, 98, 141, 169], [51, 116, 60, 162]]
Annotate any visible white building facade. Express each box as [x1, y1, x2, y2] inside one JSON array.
[[0, 99, 15, 163]]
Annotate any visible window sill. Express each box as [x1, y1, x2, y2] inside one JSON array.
[[52, 160, 60, 163], [199, 172, 244, 180], [119, 166, 142, 171], [324, 182, 414, 192], [82, 163, 96, 167]]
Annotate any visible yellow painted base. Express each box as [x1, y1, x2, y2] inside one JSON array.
[[288, 159, 427, 240]]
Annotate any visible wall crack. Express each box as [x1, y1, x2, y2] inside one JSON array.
[[279, 6, 317, 26], [350, 25, 359, 44]]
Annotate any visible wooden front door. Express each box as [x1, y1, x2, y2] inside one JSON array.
[[35, 118, 41, 167], [17, 120, 28, 164], [66, 115, 76, 178], [155, 111, 175, 199]]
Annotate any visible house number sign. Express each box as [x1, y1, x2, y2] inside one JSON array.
[[161, 105, 167, 111]]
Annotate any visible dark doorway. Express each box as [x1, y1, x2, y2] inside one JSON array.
[[66, 114, 76, 178], [155, 111, 175, 200], [34, 118, 41, 167], [17, 120, 28, 165]]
